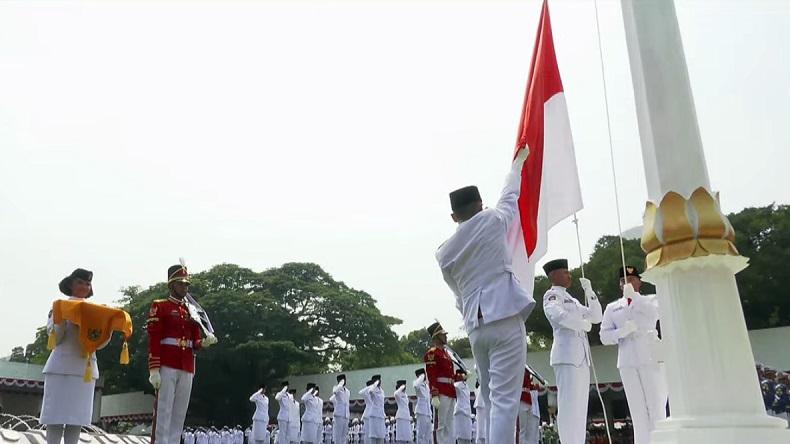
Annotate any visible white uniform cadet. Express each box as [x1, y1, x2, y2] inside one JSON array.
[[473, 387, 487, 444], [289, 396, 301, 444], [600, 270, 667, 444], [250, 388, 271, 444], [333, 376, 351, 444], [436, 148, 533, 444], [412, 372, 432, 444], [453, 378, 473, 444], [543, 268, 603, 444], [301, 387, 322, 443], [394, 382, 413, 443], [275, 385, 292, 444], [360, 380, 386, 444]]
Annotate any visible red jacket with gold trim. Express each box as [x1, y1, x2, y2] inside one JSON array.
[[146, 297, 203, 373], [521, 370, 534, 405], [424, 346, 456, 398]]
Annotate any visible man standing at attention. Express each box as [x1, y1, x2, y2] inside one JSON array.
[[542, 259, 602, 444], [436, 148, 532, 443]]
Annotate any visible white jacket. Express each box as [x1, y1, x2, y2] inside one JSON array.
[[599, 293, 661, 368], [436, 157, 535, 333], [250, 390, 270, 422], [544, 286, 602, 366], [413, 375, 432, 416], [360, 383, 386, 419], [275, 388, 291, 422], [394, 386, 411, 420], [332, 382, 350, 418], [453, 381, 472, 418]]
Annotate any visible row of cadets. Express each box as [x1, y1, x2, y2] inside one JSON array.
[[332, 374, 351, 444], [249, 384, 271, 444], [412, 368, 433, 444]]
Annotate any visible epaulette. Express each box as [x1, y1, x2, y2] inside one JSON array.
[[152, 299, 166, 303], [428, 346, 437, 352]]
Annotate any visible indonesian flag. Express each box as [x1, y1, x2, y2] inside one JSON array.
[[507, 0, 583, 291]]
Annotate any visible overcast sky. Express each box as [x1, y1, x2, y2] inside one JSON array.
[[1, 0, 788, 357]]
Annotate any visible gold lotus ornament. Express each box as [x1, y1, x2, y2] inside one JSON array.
[[641, 187, 742, 270]]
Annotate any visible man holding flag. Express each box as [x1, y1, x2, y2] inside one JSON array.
[[436, 0, 584, 442]]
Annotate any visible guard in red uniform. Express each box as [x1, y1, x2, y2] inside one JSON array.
[[147, 263, 217, 444], [424, 321, 456, 444]]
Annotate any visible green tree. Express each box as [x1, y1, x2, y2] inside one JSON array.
[[399, 329, 431, 361], [448, 337, 472, 358], [8, 346, 26, 363], [730, 204, 790, 329]]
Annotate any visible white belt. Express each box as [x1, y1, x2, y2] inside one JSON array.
[[161, 337, 194, 348], [436, 377, 453, 384]]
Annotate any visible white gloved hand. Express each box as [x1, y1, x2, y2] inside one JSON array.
[[514, 146, 530, 165], [580, 319, 593, 332], [149, 369, 161, 390], [203, 333, 218, 347], [622, 283, 638, 299], [431, 396, 440, 409], [619, 320, 638, 339], [579, 277, 595, 296]]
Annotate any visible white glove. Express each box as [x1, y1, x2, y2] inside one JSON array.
[[580, 319, 593, 333], [622, 283, 638, 301], [149, 369, 161, 390], [619, 320, 638, 339], [203, 333, 218, 347], [431, 396, 440, 409], [514, 146, 530, 165], [579, 278, 596, 298]]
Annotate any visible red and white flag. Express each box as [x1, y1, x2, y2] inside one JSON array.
[[508, 0, 583, 291]]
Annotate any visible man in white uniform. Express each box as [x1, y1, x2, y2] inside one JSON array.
[[301, 384, 322, 443], [542, 258, 602, 444], [333, 374, 351, 444], [250, 385, 271, 444], [436, 148, 533, 444], [360, 376, 386, 444], [275, 382, 292, 444], [394, 380, 412, 443], [288, 390, 301, 444], [452, 370, 473, 444], [412, 369, 432, 444], [600, 266, 667, 444]]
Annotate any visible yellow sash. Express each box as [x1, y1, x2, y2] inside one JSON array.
[[47, 299, 133, 381]]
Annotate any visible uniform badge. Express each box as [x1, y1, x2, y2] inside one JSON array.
[[149, 305, 158, 317], [88, 328, 102, 342], [547, 295, 557, 302]]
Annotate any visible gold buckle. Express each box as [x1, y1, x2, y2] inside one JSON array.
[[179, 338, 188, 349]]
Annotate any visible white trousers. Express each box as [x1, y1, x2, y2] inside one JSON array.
[[415, 414, 432, 444], [517, 409, 539, 444], [334, 417, 349, 444], [276, 422, 290, 444], [620, 365, 668, 444], [553, 364, 590, 444], [155, 366, 194, 444], [434, 396, 455, 444], [301, 421, 320, 443], [474, 406, 487, 444], [454, 413, 473, 441], [470, 315, 527, 444]]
